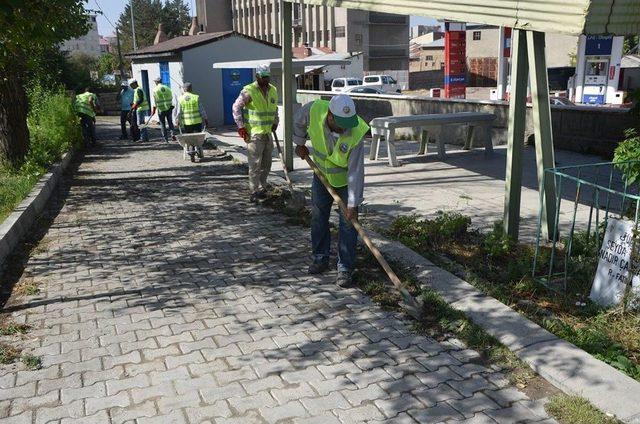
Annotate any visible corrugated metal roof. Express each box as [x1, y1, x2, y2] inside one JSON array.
[[287, 0, 639, 35]]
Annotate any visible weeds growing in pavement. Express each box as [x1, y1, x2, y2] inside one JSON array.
[[385, 213, 640, 382], [0, 343, 20, 364], [546, 394, 621, 424], [20, 353, 42, 370]]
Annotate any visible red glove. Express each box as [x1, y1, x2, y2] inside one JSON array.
[[238, 128, 248, 141]]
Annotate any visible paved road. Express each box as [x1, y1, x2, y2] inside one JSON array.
[[0, 120, 555, 423]]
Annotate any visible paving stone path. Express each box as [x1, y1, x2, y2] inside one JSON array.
[[0, 120, 556, 423]]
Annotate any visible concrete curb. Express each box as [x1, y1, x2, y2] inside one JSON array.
[[368, 231, 640, 423], [0, 150, 75, 271]]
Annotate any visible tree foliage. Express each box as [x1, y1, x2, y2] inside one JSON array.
[[0, 0, 89, 166], [117, 0, 191, 53]]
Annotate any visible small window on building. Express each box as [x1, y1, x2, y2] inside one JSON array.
[[425, 55, 433, 61], [440, 62, 445, 69], [335, 26, 345, 38], [355, 34, 362, 45], [473, 31, 481, 40]]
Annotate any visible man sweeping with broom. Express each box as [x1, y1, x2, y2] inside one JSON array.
[[293, 94, 369, 288]]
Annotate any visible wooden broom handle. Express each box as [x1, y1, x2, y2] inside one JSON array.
[[304, 156, 421, 316]]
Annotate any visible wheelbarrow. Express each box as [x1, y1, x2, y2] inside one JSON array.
[[176, 131, 206, 162]]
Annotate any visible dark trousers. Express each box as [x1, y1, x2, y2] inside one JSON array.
[[120, 110, 131, 138], [159, 108, 175, 140], [182, 123, 203, 134], [130, 112, 140, 141], [79, 113, 96, 145]]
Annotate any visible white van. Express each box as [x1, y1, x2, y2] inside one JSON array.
[[362, 75, 401, 93], [331, 78, 362, 92]]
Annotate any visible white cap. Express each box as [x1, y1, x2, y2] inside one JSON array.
[[128, 78, 137, 85], [256, 63, 270, 77], [328, 94, 358, 128], [153, 76, 162, 82]]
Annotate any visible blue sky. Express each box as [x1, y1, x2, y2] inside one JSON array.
[[88, 0, 438, 37]]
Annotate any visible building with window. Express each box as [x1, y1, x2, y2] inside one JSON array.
[[409, 37, 444, 72], [60, 15, 101, 57], [125, 31, 280, 126], [195, 0, 409, 86]]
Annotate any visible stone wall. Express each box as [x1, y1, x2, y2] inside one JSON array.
[[297, 90, 634, 158]]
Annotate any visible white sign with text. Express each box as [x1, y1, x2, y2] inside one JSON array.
[[590, 218, 640, 307]]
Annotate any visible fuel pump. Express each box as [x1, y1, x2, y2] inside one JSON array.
[[574, 35, 624, 105]]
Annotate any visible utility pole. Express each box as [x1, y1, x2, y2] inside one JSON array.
[[130, 0, 138, 50], [116, 28, 126, 80]]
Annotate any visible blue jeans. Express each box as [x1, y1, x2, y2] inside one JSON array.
[[311, 175, 357, 273], [137, 109, 149, 141]]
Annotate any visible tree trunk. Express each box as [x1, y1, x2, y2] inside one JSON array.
[[0, 68, 30, 166]]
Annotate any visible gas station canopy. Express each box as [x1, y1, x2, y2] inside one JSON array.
[[285, 0, 640, 36]]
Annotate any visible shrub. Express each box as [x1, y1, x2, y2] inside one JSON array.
[[24, 84, 82, 175], [482, 221, 514, 260], [613, 128, 640, 185]]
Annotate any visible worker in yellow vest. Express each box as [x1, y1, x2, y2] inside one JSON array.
[[75, 87, 98, 146], [176, 82, 208, 133], [232, 64, 279, 203], [151, 76, 175, 143], [294, 94, 369, 288], [129, 79, 150, 142]]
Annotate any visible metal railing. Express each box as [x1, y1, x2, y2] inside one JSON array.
[[533, 161, 640, 293]]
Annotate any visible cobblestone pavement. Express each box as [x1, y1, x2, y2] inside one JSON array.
[[0, 120, 556, 423]]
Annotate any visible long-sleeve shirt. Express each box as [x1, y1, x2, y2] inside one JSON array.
[[175, 94, 208, 123], [232, 88, 280, 129], [293, 101, 364, 208]]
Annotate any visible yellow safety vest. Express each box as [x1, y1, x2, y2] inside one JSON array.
[[308, 100, 369, 188], [242, 82, 278, 136], [153, 84, 173, 112], [134, 87, 149, 111], [75, 92, 96, 118], [179, 93, 202, 125]]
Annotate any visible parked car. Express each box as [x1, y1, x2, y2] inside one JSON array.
[[343, 86, 399, 95], [362, 75, 401, 93], [331, 78, 362, 92], [550, 97, 575, 106]]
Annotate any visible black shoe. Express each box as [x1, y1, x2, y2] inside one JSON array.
[[336, 271, 355, 288], [308, 261, 329, 275], [256, 190, 267, 200], [250, 192, 259, 203]]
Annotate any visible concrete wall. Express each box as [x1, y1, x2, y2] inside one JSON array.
[[131, 59, 184, 112], [182, 36, 280, 126], [409, 70, 444, 90], [297, 90, 634, 157]]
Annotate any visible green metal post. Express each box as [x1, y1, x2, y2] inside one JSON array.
[[280, 0, 294, 171], [527, 30, 557, 240], [503, 29, 529, 240]]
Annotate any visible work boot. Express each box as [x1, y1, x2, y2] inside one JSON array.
[[256, 190, 267, 200], [336, 271, 355, 288], [308, 261, 329, 275]]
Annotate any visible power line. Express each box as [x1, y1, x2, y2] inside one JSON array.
[[93, 0, 118, 31]]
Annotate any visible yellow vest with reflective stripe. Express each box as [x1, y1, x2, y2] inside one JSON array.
[[153, 84, 173, 112], [179, 93, 202, 125], [308, 100, 369, 188], [243, 82, 278, 136], [75, 92, 96, 118], [134, 87, 149, 111]]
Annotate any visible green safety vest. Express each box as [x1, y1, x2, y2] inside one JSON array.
[[75, 92, 96, 118], [242, 82, 278, 136], [134, 87, 149, 111], [308, 100, 369, 188], [153, 84, 173, 112], [179, 93, 202, 125]]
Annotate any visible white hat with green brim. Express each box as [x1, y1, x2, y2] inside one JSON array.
[[329, 94, 358, 129], [256, 63, 270, 77]]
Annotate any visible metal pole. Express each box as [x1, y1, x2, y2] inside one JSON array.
[[130, 0, 138, 51], [503, 29, 529, 240], [280, 0, 294, 171], [527, 30, 557, 240], [497, 27, 507, 100]]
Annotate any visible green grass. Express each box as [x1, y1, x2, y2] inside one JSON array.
[[0, 321, 30, 336], [546, 395, 621, 424], [385, 213, 640, 382], [1, 84, 81, 225], [20, 353, 42, 370]]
